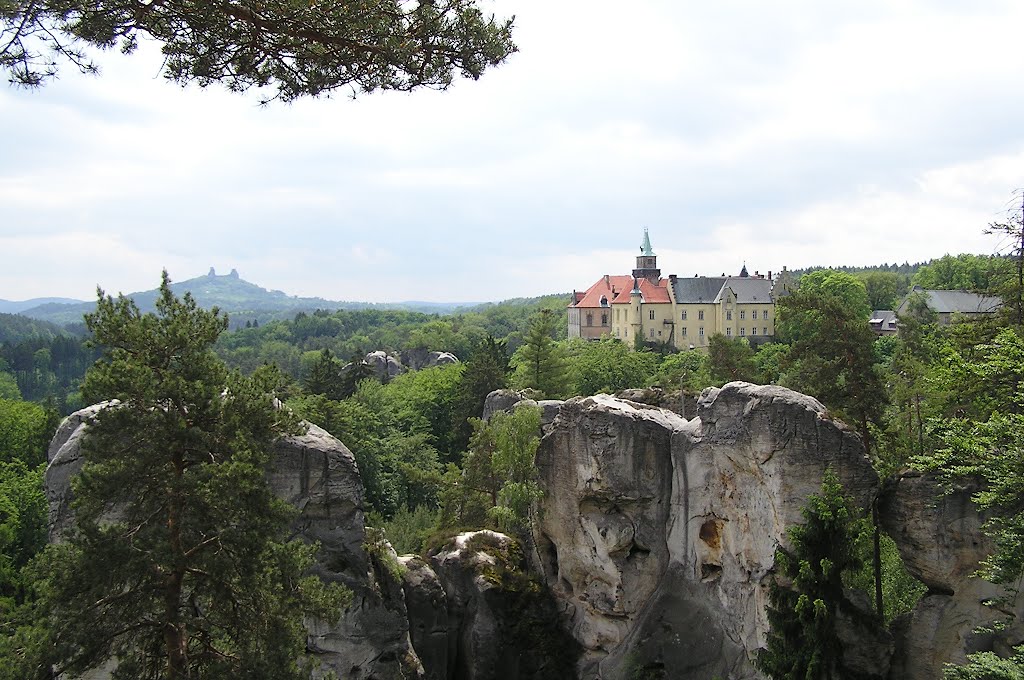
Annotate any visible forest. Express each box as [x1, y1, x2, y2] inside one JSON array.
[[1, 247, 1023, 678]]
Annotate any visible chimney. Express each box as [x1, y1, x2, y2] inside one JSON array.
[[768, 270, 773, 280], [669, 274, 677, 282], [604, 274, 610, 285]]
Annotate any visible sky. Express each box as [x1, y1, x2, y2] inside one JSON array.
[[2, 0, 1024, 304]]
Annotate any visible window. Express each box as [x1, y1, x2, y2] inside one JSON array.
[[699, 327, 704, 336], [658, 330, 662, 336], [740, 327, 745, 336], [698, 310, 704, 320], [682, 327, 687, 336], [763, 327, 768, 335], [751, 328, 757, 336], [650, 329, 655, 338], [586, 313, 593, 326], [726, 328, 732, 336], [740, 311, 746, 320], [649, 310, 655, 320], [763, 310, 769, 320], [726, 311, 732, 321], [601, 313, 608, 325], [682, 310, 688, 320]]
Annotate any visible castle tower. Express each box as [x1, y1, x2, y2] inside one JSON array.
[[632, 228, 661, 283]]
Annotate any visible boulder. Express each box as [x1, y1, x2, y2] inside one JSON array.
[[365, 350, 405, 381], [401, 348, 460, 371], [482, 389, 562, 426]]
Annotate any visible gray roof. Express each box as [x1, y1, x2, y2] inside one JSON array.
[[899, 289, 1002, 315], [671, 276, 775, 304], [671, 277, 728, 303], [870, 310, 898, 327], [714, 277, 775, 304]]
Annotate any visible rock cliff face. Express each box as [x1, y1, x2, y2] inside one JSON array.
[[47, 384, 1016, 680], [529, 383, 882, 679], [44, 408, 424, 680], [880, 471, 1024, 680]]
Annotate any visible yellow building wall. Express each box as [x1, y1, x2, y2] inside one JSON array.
[[673, 303, 719, 349]]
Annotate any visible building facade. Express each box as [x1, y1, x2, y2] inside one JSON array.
[[569, 230, 792, 349]]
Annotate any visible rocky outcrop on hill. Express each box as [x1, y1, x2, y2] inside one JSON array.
[[48, 383, 1017, 680], [401, 348, 460, 371], [879, 471, 1024, 680], [44, 408, 424, 680], [364, 350, 406, 381], [531, 383, 884, 679]]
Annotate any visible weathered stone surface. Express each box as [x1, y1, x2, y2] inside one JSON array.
[[879, 470, 1022, 680], [481, 389, 561, 426], [428, 530, 579, 680], [365, 350, 405, 381], [401, 348, 460, 371], [430, 531, 521, 680], [44, 406, 423, 680], [400, 555, 449, 680], [532, 383, 882, 679]]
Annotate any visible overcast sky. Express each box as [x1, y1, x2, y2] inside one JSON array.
[[2, 0, 1023, 303]]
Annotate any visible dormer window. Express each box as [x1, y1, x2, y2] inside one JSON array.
[[600, 295, 608, 307]]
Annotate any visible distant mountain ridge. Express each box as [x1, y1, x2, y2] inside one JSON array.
[[14, 270, 482, 328], [0, 297, 86, 314]]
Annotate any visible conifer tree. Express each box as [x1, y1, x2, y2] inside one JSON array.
[[36, 272, 345, 680], [758, 470, 870, 680], [512, 310, 568, 399]]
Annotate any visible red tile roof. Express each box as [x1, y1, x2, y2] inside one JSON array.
[[570, 275, 634, 308], [610, 277, 670, 304]]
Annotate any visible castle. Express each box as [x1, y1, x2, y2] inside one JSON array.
[[567, 229, 793, 349]]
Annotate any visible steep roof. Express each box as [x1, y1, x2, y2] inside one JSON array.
[[898, 288, 1002, 315], [714, 277, 774, 304], [671, 277, 729, 303], [611, 277, 671, 304], [570, 275, 633, 309]]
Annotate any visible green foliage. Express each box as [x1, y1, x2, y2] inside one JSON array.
[[847, 532, 926, 624], [857, 270, 909, 310], [945, 647, 1024, 679], [913, 254, 1009, 292], [0, 398, 58, 467], [0, 461, 46, 601], [370, 506, 441, 556], [2, 0, 516, 100], [302, 348, 345, 400], [753, 343, 791, 385], [0, 373, 19, 400], [758, 470, 872, 680], [450, 336, 510, 454], [777, 270, 885, 446], [444, 407, 542, 534], [39, 272, 347, 679], [511, 310, 570, 398], [708, 334, 757, 385], [564, 337, 659, 396], [649, 350, 712, 393]]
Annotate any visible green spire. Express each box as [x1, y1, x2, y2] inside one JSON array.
[[641, 228, 655, 256]]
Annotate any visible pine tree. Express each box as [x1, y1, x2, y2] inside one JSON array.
[[758, 470, 870, 680], [512, 310, 568, 399], [37, 272, 345, 680], [451, 335, 510, 454], [303, 348, 344, 400]]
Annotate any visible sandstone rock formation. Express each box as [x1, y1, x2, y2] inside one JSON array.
[[47, 383, 1015, 680], [364, 350, 406, 381], [401, 348, 460, 371], [531, 383, 883, 679], [880, 470, 1024, 680], [44, 407, 423, 680]]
